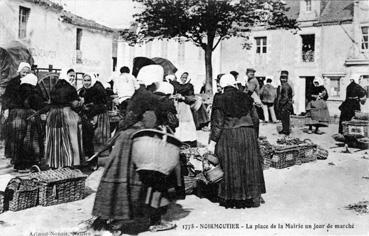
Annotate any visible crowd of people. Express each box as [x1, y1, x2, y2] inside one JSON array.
[[0, 59, 367, 234]]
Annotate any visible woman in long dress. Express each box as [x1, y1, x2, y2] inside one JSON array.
[[169, 72, 197, 146], [305, 77, 330, 134], [45, 69, 84, 168], [2, 62, 32, 167], [92, 65, 181, 234], [338, 76, 367, 134], [79, 73, 110, 168], [208, 74, 266, 208], [2, 73, 45, 172]]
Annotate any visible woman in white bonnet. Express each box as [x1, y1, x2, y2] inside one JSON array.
[[305, 77, 330, 134], [92, 65, 180, 234], [45, 68, 84, 169], [338, 75, 367, 133], [3, 72, 46, 172], [79, 73, 110, 170], [208, 74, 266, 209]]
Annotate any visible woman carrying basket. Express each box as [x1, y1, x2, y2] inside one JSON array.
[[92, 65, 181, 234], [208, 74, 266, 208]]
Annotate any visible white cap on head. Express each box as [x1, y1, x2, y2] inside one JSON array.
[[137, 65, 164, 86], [313, 77, 324, 87], [20, 73, 38, 86], [350, 74, 361, 84], [219, 74, 237, 88], [156, 81, 174, 95], [17, 62, 31, 73]]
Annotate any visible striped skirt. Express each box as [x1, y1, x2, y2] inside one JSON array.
[[45, 107, 84, 168], [4, 108, 44, 169], [93, 112, 111, 150], [215, 126, 266, 207]]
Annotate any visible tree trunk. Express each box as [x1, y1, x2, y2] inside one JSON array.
[[204, 47, 213, 94]]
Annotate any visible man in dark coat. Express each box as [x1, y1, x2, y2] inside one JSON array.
[[276, 70, 293, 135]]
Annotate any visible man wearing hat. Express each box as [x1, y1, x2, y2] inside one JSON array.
[[244, 68, 262, 137], [276, 70, 293, 135]]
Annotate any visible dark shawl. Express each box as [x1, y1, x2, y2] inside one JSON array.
[[79, 81, 107, 118], [50, 79, 79, 106], [19, 83, 45, 110], [2, 75, 22, 109], [119, 86, 179, 132], [311, 85, 328, 101], [210, 86, 253, 142]]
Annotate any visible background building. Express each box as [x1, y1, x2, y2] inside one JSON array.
[[0, 0, 116, 84], [220, 0, 369, 116]]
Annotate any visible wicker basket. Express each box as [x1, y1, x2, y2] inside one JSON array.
[[132, 129, 182, 175], [342, 120, 369, 138], [271, 146, 298, 169], [5, 177, 39, 211], [184, 176, 198, 195], [316, 146, 329, 160], [259, 139, 274, 170], [0, 191, 4, 213], [203, 166, 224, 183], [263, 157, 272, 170], [295, 139, 317, 164], [202, 159, 224, 184], [29, 168, 87, 206]]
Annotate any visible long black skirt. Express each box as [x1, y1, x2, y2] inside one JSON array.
[[4, 108, 44, 170], [215, 126, 266, 208]]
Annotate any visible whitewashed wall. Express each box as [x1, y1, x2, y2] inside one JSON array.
[[0, 0, 113, 80]]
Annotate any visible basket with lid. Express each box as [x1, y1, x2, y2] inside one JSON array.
[[4, 177, 39, 211], [29, 167, 87, 206]]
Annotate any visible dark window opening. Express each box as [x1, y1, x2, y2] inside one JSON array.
[[76, 28, 82, 50], [305, 0, 312, 11], [301, 34, 315, 62], [362, 27, 368, 50], [255, 37, 267, 54], [18, 6, 30, 39], [112, 57, 117, 72]]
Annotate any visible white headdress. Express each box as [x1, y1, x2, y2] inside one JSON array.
[[83, 72, 97, 88], [17, 62, 31, 73], [20, 73, 38, 86], [137, 65, 164, 86], [219, 74, 237, 88]]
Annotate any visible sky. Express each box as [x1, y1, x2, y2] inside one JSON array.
[[52, 0, 138, 28]]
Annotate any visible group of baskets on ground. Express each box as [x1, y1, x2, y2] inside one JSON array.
[[0, 167, 87, 213], [259, 136, 329, 170], [341, 111, 369, 149]]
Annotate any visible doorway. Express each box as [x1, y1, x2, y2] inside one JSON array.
[[304, 76, 315, 107]]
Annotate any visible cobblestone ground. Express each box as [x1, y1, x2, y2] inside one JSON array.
[[0, 123, 368, 236]]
